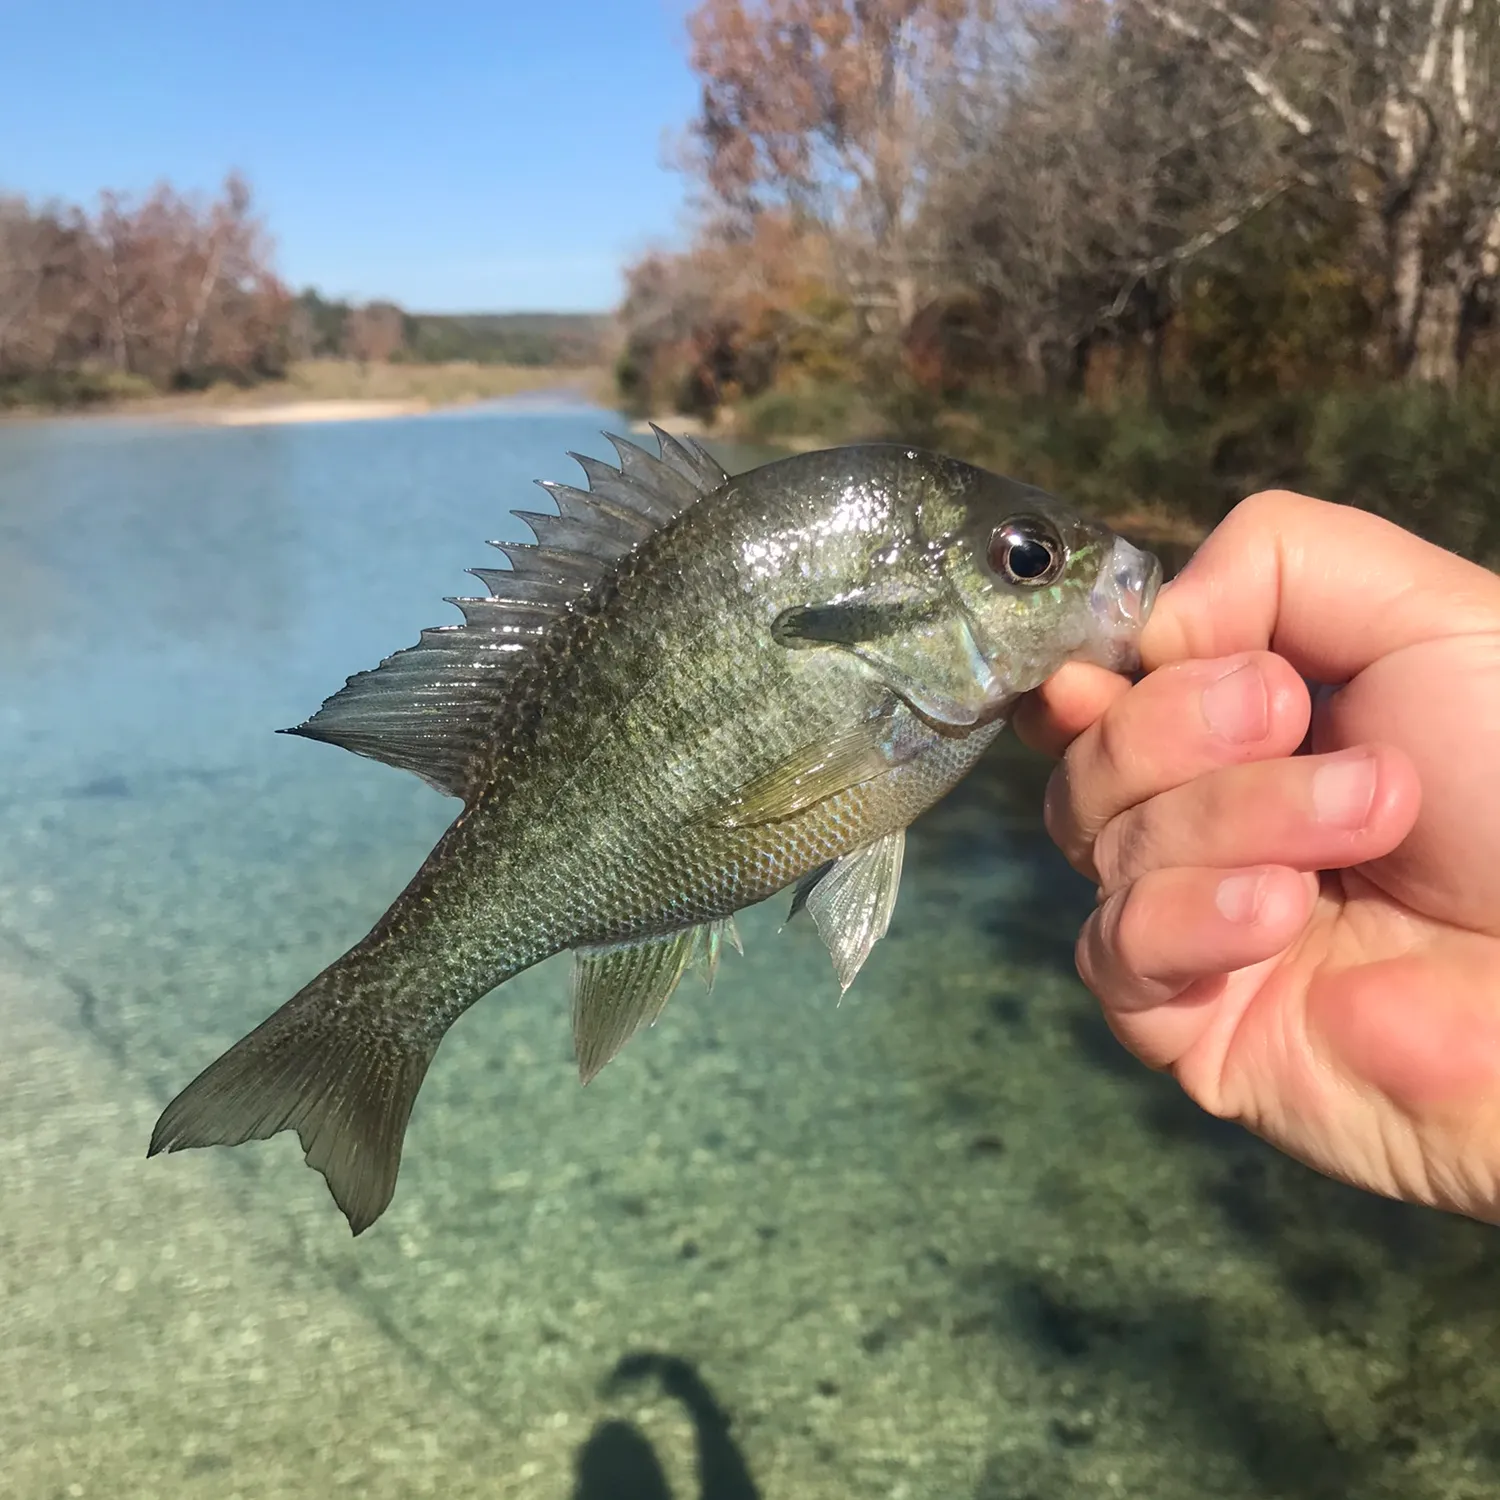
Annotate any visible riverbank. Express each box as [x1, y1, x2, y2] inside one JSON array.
[[0, 359, 614, 428], [641, 379, 1500, 571], [636, 407, 1213, 572]]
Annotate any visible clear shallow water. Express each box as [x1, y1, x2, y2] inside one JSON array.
[[2, 403, 1498, 1500]]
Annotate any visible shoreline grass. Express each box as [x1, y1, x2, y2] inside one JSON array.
[[0, 360, 616, 425], [655, 379, 1500, 569]]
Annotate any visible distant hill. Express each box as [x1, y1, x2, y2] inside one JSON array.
[[403, 311, 612, 366], [293, 291, 613, 367]]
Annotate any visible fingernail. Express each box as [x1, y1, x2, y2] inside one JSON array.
[[1313, 751, 1377, 828], [1201, 662, 1268, 744], [1216, 871, 1265, 924]]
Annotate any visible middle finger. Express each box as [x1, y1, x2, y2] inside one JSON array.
[[1092, 743, 1420, 894]]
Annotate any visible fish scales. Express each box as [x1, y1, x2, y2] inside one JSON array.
[[149, 433, 1160, 1234], [390, 454, 957, 988]]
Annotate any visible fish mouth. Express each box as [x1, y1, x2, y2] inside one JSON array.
[[1087, 536, 1163, 674]]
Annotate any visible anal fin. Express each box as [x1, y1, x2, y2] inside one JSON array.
[[695, 916, 742, 991], [573, 921, 742, 1082]]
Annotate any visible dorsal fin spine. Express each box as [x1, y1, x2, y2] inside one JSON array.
[[283, 430, 726, 801]]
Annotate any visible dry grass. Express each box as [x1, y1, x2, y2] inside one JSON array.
[[1, 360, 614, 424], [269, 359, 613, 407]]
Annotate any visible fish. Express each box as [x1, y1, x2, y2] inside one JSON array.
[[148, 431, 1161, 1234]]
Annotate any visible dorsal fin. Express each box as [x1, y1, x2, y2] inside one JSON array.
[[282, 429, 730, 801]]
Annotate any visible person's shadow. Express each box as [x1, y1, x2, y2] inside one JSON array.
[[570, 1352, 761, 1499]]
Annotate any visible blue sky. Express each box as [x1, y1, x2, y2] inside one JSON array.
[[0, 0, 704, 311]]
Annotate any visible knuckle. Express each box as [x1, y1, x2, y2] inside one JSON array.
[[1090, 699, 1144, 805], [1074, 910, 1106, 996], [1044, 762, 1097, 877], [1078, 884, 1178, 1011], [1090, 816, 1121, 886], [1228, 488, 1321, 538], [1041, 763, 1069, 844], [1092, 808, 1153, 891], [1105, 882, 1155, 982]]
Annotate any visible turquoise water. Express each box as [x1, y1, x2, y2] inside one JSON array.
[[2, 401, 1498, 1499]]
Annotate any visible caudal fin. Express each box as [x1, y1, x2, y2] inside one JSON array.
[[148, 980, 435, 1235]]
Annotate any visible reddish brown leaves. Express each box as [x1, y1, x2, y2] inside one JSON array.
[[1, 173, 288, 392]]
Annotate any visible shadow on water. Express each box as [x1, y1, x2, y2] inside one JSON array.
[[973, 1270, 1362, 1499], [573, 1423, 676, 1500], [917, 728, 1096, 973], [572, 1354, 761, 1500], [899, 734, 1500, 1497], [1032, 854, 1500, 1486], [968, 1224, 1500, 1497]]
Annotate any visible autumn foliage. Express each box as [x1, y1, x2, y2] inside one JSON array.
[[0, 174, 289, 402], [617, 214, 855, 418], [0, 175, 612, 408], [621, 0, 1500, 430]]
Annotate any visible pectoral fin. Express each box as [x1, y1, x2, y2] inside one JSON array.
[[713, 718, 902, 828], [803, 830, 907, 994], [772, 588, 938, 648]]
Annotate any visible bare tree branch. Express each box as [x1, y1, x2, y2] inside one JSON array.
[[1102, 177, 1293, 323], [1137, 0, 1315, 136]]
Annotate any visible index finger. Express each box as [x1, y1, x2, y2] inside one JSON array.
[[1144, 491, 1500, 679], [1013, 661, 1132, 759]]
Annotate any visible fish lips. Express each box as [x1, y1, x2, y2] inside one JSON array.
[[1087, 536, 1163, 675]]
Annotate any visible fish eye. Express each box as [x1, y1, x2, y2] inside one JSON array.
[[988, 517, 1063, 586]]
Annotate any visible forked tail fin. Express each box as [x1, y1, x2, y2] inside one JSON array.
[[148, 977, 436, 1235]]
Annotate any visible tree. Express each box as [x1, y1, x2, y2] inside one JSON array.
[[1131, 0, 1500, 385], [686, 0, 1001, 349], [0, 173, 289, 398], [928, 0, 1286, 393], [343, 301, 405, 364], [88, 188, 153, 375], [616, 212, 845, 418], [0, 198, 92, 375]]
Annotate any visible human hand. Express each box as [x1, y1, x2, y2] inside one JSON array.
[[1016, 490, 1500, 1223]]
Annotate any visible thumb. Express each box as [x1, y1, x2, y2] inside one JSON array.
[[1143, 491, 1500, 680]]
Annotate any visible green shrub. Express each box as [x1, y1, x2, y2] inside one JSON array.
[[729, 374, 1500, 568], [1303, 386, 1500, 566], [0, 367, 156, 410], [877, 390, 1225, 523], [879, 382, 1500, 565], [738, 381, 877, 442]]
